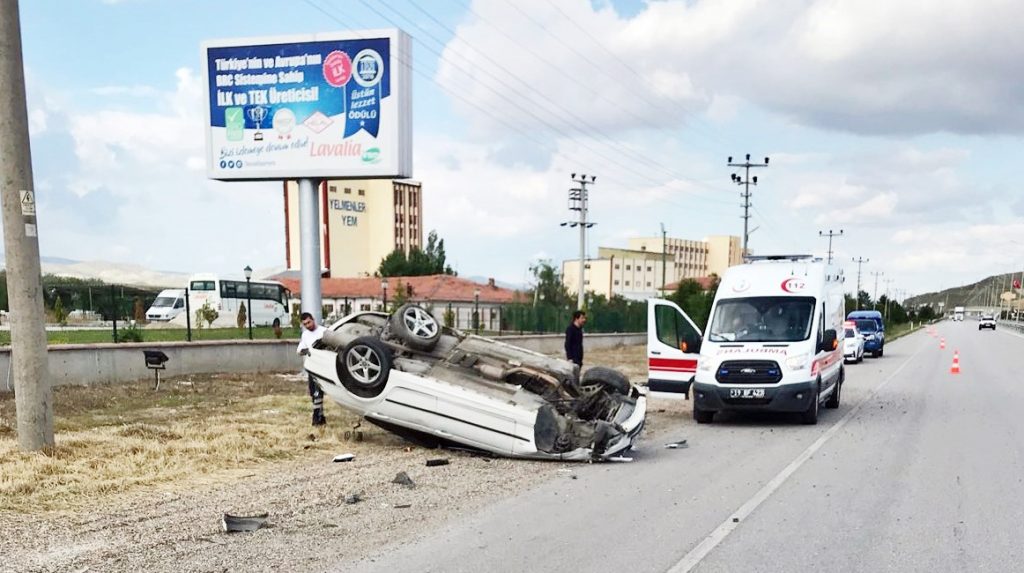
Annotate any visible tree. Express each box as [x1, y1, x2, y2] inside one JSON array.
[[377, 230, 456, 277], [132, 297, 145, 322], [237, 302, 247, 329], [918, 305, 936, 321], [667, 275, 720, 330], [53, 296, 68, 325], [196, 301, 218, 328], [389, 279, 410, 312]]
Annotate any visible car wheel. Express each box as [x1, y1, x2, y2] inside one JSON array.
[[825, 372, 842, 409], [801, 382, 820, 424], [272, 318, 281, 328], [338, 336, 392, 398], [580, 366, 630, 395], [389, 304, 442, 351], [878, 345, 884, 357], [857, 350, 864, 363], [694, 407, 714, 424]]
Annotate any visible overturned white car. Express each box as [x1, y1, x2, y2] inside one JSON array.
[[303, 304, 646, 461]]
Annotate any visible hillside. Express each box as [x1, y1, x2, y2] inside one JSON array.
[[905, 272, 1021, 309]]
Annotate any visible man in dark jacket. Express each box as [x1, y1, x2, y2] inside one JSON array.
[[564, 310, 587, 367]]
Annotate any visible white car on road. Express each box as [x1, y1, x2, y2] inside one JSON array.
[[843, 323, 865, 363], [979, 315, 996, 330], [302, 304, 646, 461]]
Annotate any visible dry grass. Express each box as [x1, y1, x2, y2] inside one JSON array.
[[0, 345, 650, 515], [0, 373, 387, 513]]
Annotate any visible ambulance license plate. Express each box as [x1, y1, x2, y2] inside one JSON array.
[[730, 388, 765, 399]]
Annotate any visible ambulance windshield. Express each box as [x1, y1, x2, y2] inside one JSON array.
[[709, 296, 815, 342]]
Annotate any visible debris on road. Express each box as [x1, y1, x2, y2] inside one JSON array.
[[222, 513, 269, 533], [333, 453, 355, 463], [394, 504, 412, 509], [664, 440, 689, 449], [392, 471, 416, 488], [344, 493, 362, 505], [425, 458, 450, 467]]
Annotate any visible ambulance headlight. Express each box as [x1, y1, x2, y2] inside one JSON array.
[[698, 359, 714, 372], [785, 353, 809, 370]]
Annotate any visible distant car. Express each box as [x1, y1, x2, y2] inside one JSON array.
[[302, 304, 646, 462], [843, 323, 865, 363], [979, 315, 996, 330]]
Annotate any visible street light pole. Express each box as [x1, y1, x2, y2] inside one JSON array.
[[474, 288, 481, 335], [243, 265, 253, 340]]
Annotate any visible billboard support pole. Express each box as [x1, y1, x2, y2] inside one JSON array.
[[299, 178, 323, 323]]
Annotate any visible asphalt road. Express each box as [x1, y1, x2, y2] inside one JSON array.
[[339, 323, 1024, 573]]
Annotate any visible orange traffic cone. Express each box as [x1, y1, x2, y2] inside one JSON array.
[[950, 351, 960, 374], [940, 338, 946, 349]]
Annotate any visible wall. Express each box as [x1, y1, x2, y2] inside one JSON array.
[[0, 333, 646, 391]]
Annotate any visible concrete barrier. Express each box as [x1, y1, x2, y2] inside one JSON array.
[[0, 333, 645, 391]]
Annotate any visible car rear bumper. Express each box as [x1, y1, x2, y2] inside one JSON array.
[[693, 380, 816, 413]]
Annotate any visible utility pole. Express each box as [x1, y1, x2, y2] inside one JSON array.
[[870, 271, 884, 310], [0, 0, 53, 451], [660, 222, 667, 294], [818, 229, 844, 264], [883, 278, 895, 319], [852, 256, 870, 308], [727, 154, 769, 258], [561, 173, 596, 311]]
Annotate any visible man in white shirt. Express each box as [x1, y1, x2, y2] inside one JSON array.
[[297, 312, 328, 426]]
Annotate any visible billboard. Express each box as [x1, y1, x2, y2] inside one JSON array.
[[202, 29, 412, 181]]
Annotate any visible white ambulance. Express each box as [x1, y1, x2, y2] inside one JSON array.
[[648, 255, 846, 425]]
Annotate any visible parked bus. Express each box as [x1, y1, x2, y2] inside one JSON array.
[[186, 273, 290, 327]]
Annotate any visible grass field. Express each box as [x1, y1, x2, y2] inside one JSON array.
[[0, 345, 649, 514]]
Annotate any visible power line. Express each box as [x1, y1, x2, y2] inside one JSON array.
[[541, 0, 729, 150]]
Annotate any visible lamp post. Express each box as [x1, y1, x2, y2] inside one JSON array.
[[474, 288, 481, 334], [381, 278, 389, 311], [243, 265, 253, 340]]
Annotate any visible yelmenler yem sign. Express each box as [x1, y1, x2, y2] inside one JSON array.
[[201, 29, 412, 181]]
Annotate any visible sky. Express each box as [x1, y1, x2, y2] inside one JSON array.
[[9, 0, 1024, 299]]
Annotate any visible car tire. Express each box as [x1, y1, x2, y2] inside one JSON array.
[[694, 407, 714, 424], [825, 372, 842, 409], [338, 336, 392, 398], [878, 345, 884, 357], [580, 366, 630, 395], [801, 383, 820, 425], [272, 318, 281, 328], [389, 304, 442, 351]]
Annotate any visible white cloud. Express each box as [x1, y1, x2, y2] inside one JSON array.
[[443, 0, 1024, 137]]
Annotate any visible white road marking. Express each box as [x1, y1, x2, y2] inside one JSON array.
[[666, 336, 928, 573]]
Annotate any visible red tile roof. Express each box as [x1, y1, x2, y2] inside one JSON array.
[[276, 274, 524, 304], [657, 276, 718, 292]]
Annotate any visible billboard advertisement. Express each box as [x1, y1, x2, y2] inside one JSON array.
[[202, 29, 412, 180]]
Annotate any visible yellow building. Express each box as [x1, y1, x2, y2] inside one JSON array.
[[284, 179, 423, 277], [562, 235, 741, 300]]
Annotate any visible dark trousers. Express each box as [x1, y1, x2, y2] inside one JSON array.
[[308, 374, 325, 424]]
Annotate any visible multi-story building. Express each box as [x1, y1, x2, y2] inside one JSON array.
[[562, 235, 741, 300], [283, 179, 423, 277]]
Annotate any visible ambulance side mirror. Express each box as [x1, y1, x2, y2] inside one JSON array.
[[820, 329, 837, 353], [680, 336, 702, 355]]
